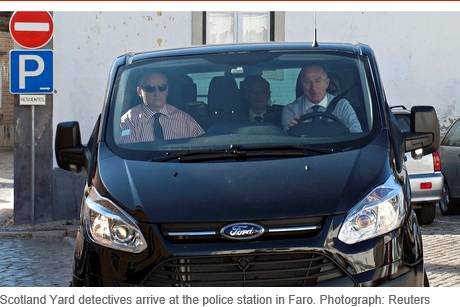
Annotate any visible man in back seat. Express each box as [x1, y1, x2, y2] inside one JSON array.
[[241, 76, 282, 127]]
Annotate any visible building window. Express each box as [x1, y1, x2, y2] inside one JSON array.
[[205, 12, 271, 44]]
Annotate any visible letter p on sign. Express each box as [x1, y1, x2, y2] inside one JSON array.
[[19, 54, 45, 89]]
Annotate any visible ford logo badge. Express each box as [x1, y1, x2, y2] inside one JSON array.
[[220, 223, 265, 240]]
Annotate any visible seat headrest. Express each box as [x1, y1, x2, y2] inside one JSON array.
[[207, 76, 241, 114], [167, 74, 197, 110]]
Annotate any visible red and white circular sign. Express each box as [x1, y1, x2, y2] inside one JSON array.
[[9, 11, 54, 49]]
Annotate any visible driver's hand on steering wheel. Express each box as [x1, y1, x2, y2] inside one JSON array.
[[288, 117, 300, 128]]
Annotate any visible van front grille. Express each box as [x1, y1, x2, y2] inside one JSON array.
[[142, 252, 354, 287], [161, 217, 324, 242]]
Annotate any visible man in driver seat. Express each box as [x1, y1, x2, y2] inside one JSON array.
[[281, 64, 362, 132]]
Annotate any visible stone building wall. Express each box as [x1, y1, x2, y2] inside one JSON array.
[[0, 27, 14, 148]]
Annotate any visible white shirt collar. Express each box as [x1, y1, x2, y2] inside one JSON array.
[[249, 109, 266, 121], [305, 95, 329, 111]]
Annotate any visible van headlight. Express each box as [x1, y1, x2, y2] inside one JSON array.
[[82, 187, 147, 253], [338, 176, 405, 244]]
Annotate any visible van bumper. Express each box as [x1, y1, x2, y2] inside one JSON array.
[[70, 214, 425, 287], [71, 260, 424, 287], [356, 261, 425, 287]]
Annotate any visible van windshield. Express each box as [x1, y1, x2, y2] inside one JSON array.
[[107, 50, 377, 159]]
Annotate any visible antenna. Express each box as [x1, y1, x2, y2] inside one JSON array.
[[312, 12, 318, 47]]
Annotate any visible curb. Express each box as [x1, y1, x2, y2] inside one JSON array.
[[0, 208, 79, 239], [0, 229, 78, 239]]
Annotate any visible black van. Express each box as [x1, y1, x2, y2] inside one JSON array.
[[55, 42, 439, 286]]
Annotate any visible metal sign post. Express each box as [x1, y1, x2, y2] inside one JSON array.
[[9, 11, 54, 224], [31, 105, 35, 224]]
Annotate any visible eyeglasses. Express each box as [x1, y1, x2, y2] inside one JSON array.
[[140, 84, 168, 93]]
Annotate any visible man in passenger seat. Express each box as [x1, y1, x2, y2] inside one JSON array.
[[119, 71, 204, 143], [241, 76, 282, 126], [282, 64, 362, 132]]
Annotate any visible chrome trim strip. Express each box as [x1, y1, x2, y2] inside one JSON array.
[[269, 225, 318, 232], [166, 225, 318, 237], [167, 231, 217, 236]]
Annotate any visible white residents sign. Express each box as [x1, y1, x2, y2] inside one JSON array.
[[19, 94, 46, 105]]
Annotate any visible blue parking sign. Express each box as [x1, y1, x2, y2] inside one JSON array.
[[10, 49, 53, 94]]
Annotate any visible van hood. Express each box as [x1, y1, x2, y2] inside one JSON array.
[[97, 139, 391, 223]]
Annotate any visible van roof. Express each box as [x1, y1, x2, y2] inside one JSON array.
[[120, 42, 374, 64]]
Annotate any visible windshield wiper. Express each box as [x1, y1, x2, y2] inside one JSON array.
[[152, 145, 334, 162]]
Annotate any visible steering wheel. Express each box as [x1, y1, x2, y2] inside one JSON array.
[[298, 112, 346, 126], [287, 112, 349, 136]]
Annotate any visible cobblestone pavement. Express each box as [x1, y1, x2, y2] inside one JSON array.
[[420, 212, 460, 287], [0, 148, 459, 287], [0, 237, 74, 286]]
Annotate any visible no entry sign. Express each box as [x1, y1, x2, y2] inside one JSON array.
[[9, 11, 54, 49]]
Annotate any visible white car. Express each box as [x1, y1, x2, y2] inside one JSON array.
[[392, 105, 443, 225]]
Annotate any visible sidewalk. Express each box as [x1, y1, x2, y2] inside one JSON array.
[[0, 208, 79, 238], [0, 148, 14, 211], [0, 148, 79, 238]]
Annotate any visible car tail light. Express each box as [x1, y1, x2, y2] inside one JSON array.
[[432, 151, 442, 172]]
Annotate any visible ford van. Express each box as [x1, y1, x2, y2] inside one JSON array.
[[55, 42, 439, 286]]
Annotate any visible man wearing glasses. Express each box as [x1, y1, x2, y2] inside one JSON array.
[[120, 71, 204, 143]]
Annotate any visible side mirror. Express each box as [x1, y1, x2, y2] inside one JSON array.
[[404, 106, 440, 156], [54, 121, 87, 172]]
